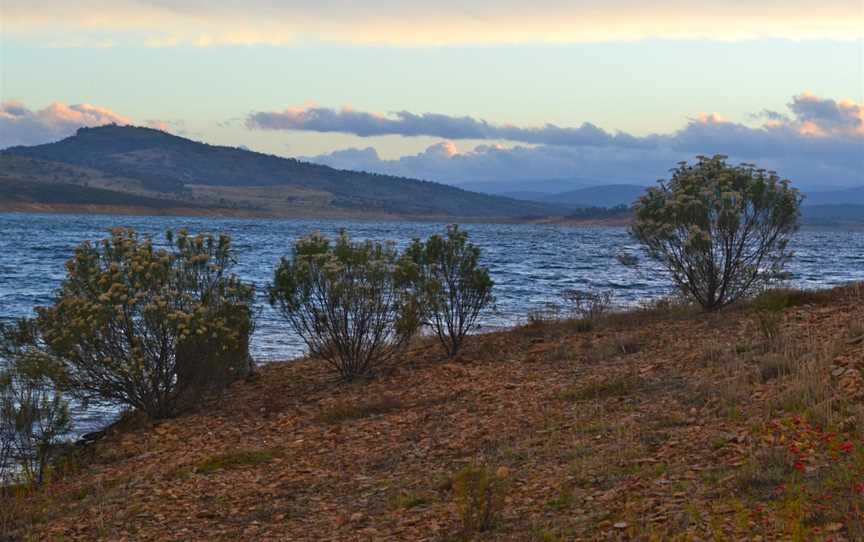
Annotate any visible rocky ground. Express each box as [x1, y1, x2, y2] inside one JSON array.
[[4, 284, 863, 541]]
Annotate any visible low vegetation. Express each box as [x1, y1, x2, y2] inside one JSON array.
[[452, 464, 509, 536], [1, 282, 860, 541], [632, 155, 802, 310], [268, 230, 421, 379], [32, 228, 255, 419], [0, 339, 70, 486], [196, 449, 279, 473], [402, 224, 494, 357]]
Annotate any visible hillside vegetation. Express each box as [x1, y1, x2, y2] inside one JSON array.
[[4, 284, 863, 541], [1, 126, 561, 219], [0, 177, 197, 210]]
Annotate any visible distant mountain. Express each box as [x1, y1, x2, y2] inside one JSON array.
[[497, 190, 551, 201], [1, 125, 561, 219], [802, 204, 864, 226], [803, 187, 864, 206], [535, 184, 648, 208], [504, 183, 864, 212], [457, 178, 595, 196], [490, 184, 647, 209]]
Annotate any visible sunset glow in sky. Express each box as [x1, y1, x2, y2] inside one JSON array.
[[1, 0, 862, 188]]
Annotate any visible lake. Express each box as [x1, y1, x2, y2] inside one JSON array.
[[1, 212, 862, 432]]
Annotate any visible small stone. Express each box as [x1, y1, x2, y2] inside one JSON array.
[[614, 521, 628, 529]]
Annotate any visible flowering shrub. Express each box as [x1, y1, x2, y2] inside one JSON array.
[[401, 225, 494, 357], [269, 230, 420, 379], [35, 228, 254, 419], [0, 322, 71, 485], [631, 155, 801, 311]]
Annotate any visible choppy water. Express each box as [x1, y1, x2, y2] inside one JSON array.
[[1, 212, 862, 433]]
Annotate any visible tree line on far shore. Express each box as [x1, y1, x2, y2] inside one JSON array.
[[0, 155, 803, 485]]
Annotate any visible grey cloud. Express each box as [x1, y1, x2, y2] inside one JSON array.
[[299, 94, 863, 190], [247, 108, 650, 149], [751, 109, 788, 121], [305, 141, 681, 186], [306, 139, 861, 191], [787, 93, 862, 133], [250, 94, 863, 165], [276, 94, 864, 185]]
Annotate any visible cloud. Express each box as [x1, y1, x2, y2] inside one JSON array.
[[144, 118, 189, 135], [299, 94, 864, 189], [0, 101, 133, 148], [253, 93, 862, 156], [0, 101, 193, 148], [305, 141, 681, 186], [247, 107, 649, 149], [787, 92, 863, 137], [4, 1, 862, 46]]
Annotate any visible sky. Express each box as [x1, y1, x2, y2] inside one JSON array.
[[1, 0, 862, 190]]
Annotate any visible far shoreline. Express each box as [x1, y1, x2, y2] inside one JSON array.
[[0, 203, 632, 226], [1, 206, 860, 229]]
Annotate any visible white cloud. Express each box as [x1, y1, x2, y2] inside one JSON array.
[[0, 101, 133, 148], [0, 102, 195, 148]]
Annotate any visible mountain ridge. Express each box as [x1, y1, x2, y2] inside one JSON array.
[[1, 125, 564, 220]]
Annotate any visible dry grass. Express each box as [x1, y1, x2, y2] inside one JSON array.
[[197, 449, 279, 473], [4, 284, 863, 541], [557, 373, 639, 402], [315, 396, 405, 424]]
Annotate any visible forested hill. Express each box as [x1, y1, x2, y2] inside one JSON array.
[[1, 125, 561, 219]]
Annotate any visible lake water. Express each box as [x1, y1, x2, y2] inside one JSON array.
[[1, 212, 862, 433]]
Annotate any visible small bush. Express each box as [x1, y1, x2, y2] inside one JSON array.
[[754, 310, 783, 348], [574, 319, 593, 333], [632, 155, 801, 311], [0, 328, 71, 485], [269, 230, 420, 379], [526, 304, 563, 327], [452, 464, 508, 534], [583, 335, 642, 363], [757, 353, 794, 382], [35, 228, 255, 419], [751, 290, 788, 350], [563, 288, 612, 322], [753, 287, 829, 310], [634, 293, 696, 321], [402, 225, 494, 357]]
